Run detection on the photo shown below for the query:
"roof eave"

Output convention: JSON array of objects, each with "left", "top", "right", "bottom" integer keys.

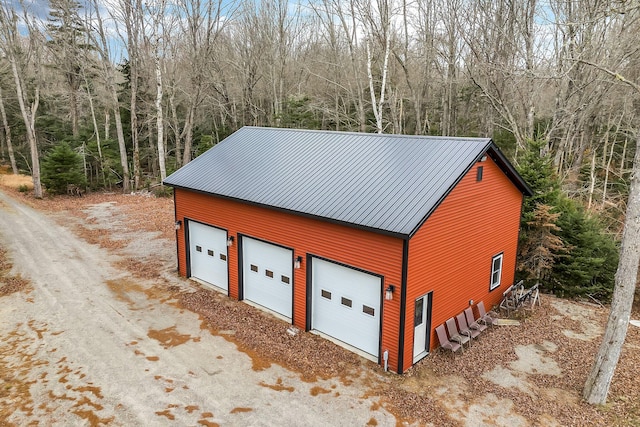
[
  {"left": 484, "top": 143, "right": 534, "bottom": 196},
  {"left": 166, "top": 184, "right": 410, "bottom": 240}
]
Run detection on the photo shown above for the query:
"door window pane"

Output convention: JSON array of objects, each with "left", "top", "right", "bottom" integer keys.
[{"left": 414, "top": 298, "right": 424, "bottom": 327}]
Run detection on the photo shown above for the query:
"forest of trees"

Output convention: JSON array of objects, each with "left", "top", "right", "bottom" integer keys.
[
  {"left": 0, "top": 0, "right": 637, "bottom": 197},
  {"left": 1, "top": 0, "right": 639, "bottom": 403}
]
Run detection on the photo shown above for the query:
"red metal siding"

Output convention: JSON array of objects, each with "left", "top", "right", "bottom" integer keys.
[
  {"left": 403, "top": 158, "right": 523, "bottom": 371},
  {"left": 174, "top": 189, "right": 404, "bottom": 372}
]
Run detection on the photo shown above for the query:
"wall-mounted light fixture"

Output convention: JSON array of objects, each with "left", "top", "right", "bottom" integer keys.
[
  {"left": 469, "top": 299, "right": 474, "bottom": 306},
  {"left": 226, "top": 236, "right": 235, "bottom": 247},
  {"left": 479, "top": 155, "right": 487, "bottom": 162},
  {"left": 294, "top": 256, "right": 303, "bottom": 269},
  {"left": 175, "top": 220, "right": 182, "bottom": 230},
  {"left": 385, "top": 284, "right": 395, "bottom": 301}
]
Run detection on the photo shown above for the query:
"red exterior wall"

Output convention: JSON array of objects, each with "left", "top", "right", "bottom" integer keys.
[
  {"left": 403, "top": 157, "right": 524, "bottom": 371},
  {"left": 173, "top": 189, "right": 405, "bottom": 372}
]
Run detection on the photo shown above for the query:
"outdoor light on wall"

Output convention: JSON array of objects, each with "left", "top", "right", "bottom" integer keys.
[
  {"left": 469, "top": 299, "right": 474, "bottom": 306},
  {"left": 479, "top": 155, "right": 487, "bottom": 162},
  {"left": 294, "top": 256, "right": 303, "bottom": 269},
  {"left": 226, "top": 236, "right": 235, "bottom": 247},
  {"left": 385, "top": 285, "right": 395, "bottom": 301},
  {"left": 175, "top": 220, "right": 182, "bottom": 230}
]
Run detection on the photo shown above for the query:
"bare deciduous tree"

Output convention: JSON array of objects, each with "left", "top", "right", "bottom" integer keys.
[
  {"left": 0, "top": 85, "right": 18, "bottom": 174},
  {"left": 0, "top": 1, "right": 43, "bottom": 197},
  {"left": 87, "top": 0, "right": 130, "bottom": 192}
]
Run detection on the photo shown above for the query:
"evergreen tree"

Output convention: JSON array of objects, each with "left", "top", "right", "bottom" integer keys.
[
  {"left": 518, "top": 204, "right": 566, "bottom": 281},
  {"left": 550, "top": 198, "right": 619, "bottom": 301},
  {"left": 516, "top": 139, "right": 562, "bottom": 283},
  {"left": 41, "top": 142, "right": 86, "bottom": 194},
  {"left": 516, "top": 139, "right": 619, "bottom": 301},
  {"left": 516, "top": 139, "right": 561, "bottom": 223}
]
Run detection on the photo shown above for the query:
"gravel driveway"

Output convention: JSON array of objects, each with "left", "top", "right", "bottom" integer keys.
[{"left": 0, "top": 189, "right": 397, "bottom": 426}]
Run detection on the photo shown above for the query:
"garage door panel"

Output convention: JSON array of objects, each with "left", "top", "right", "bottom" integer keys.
[
  {"left": 311, "top": 258, "right": 381, "bottom": 357},
  {"left": 242, "top": 237, "right": 293, "bottom": 319},
  {"left": 188, "top": 221, "right": 228, "bottom": 291}
]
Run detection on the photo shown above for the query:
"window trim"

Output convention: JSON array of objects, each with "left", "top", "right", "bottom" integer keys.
[{"left": 489, "top": 253, "right": 504, "bottom": 291}]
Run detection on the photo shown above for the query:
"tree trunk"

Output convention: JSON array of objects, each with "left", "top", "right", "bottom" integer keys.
[
  {"left": 130, "top": 76, "right": 140, "bottom": 190},
  {"left": 124, "top": 0, "right": 142, "bottom": 191},
  {"left": 366, "top": 36, "right": 389, "bottom": 134},
  {"left": 84, "top": 74, "right": 105, "bottom": 186},
  {"left": 112, "top": 99, "right": 130, "bottom": 192},
  {"left": 10, "top": 59, "right": 42, "bottom": 198},
  {"left": 70, "top": 85, "right": 79, "bottom": 138},
  {"left": 104, "top": 110, "right": 110, "bottom": 141},
  {"left": 0, "top": 86, "right": 18, "bottom": 174},
  {"left": 155, "top": 52, "right": 167, "bottom": 182},
  {"left": 583, "top": 131, "right": 640, "bottom": 404},
  {"left": 181, "top": 107, "right": 195, "bottom": 165},
  {"left": 168, "top": 90, "right": 182, "bottom": 167},
  {"left": 88, "top": 0, "right": 129, "bottom": 192},
  {"left": 587, "top": 149, "right": 596, "bottom": 210}
]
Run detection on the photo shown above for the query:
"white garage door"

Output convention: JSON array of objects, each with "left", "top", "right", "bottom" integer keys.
[
  {"left": 188, "top": 221, "right": 228, "bottom": 291},
  {"left": 311, "top": 258, "right": 381, "bottom": 358},
  {"left": 242, "top": 237, "right": 293, "bottom": 319}
]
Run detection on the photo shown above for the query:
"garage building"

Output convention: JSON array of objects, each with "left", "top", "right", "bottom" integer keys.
[{"left": 164, "top": 126, "right": 531, "bottom": 373}]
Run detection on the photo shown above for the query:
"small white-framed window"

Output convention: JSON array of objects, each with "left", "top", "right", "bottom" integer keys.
[{"left": 490, "top": 253, "right": 503, "bottom": 291}]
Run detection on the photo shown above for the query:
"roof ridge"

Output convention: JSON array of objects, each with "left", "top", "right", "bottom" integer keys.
[{"left": 241, "top": 126, "right": 492, "bottom": 142}]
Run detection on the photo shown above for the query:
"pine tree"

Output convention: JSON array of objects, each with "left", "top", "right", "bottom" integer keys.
[
  {"left": 518, "top": 204, "right": 566, "bottom": 281},
  {"left": 41, "top": 142, "right": 86, "bottom": 194},
  {"left": 551, "top": 198, "right": 619, "bottom": 301},
  {"left": 516, "top": 139, "right": 618, "bottom": 300},
  {"left": 516, "top": 139, "right": 561, "bottom": 223},
  {"left": 516, "top": 139, "right": 563, "bottom": 282}
]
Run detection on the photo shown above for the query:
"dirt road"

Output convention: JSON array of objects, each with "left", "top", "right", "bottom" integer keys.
[{"left": 0, "top": 189, "right": 397, "bottom": 426}]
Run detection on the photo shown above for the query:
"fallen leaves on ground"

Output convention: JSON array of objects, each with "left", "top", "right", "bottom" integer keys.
[{"left": 0, "top": 248, "right": 30, "bottom": 296}]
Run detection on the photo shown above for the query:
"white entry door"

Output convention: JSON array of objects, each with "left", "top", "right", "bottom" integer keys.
[
  {"left": 242, "top": 237, "right": 293, "bottom": 320},
  {"left": 413, "top": 293, "right": 431, "bottom": 362},
  {"left": 311, "top": 258, "right": 381, "bottom": 358},
  {"left": 188, "top": 221, "right": 228, "bottom": 291}
]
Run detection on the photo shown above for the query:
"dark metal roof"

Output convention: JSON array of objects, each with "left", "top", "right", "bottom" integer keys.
[{"left": 164, "top": 127, "right": 531, "bottom": 238}]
